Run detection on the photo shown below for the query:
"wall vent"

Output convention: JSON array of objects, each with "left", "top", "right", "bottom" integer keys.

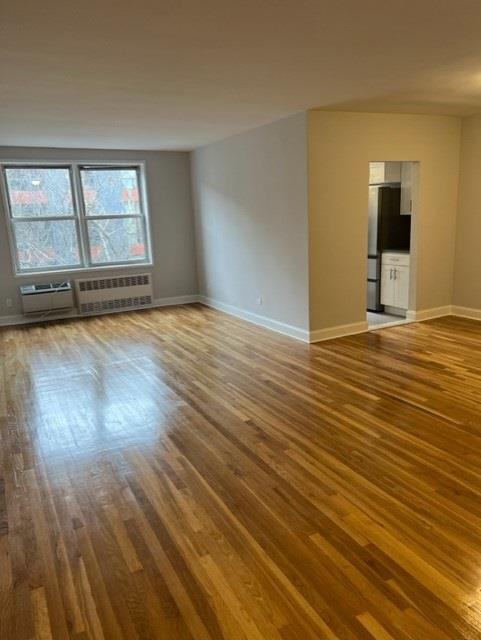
[
  {"left": 78, "top": 274, "right": 150, "bottom": 292},
  {"left": 75, "top": 273, "right": 153, "bottom": 315}
]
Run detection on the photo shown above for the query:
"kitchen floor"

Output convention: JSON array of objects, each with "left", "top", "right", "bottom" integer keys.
[{"left": 367, "top": 311, "right": 407, "bottom": 328}]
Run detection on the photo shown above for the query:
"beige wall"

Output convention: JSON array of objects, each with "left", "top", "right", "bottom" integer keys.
[
  {"left": 191, "top": 113, "right": 309, "bottom": 332},
  {"left": 453, "top": 114, "right": 481, "bottom": 311},
  {"left": 308, "top": 111, "right": 461, "bottom": 331},
  {"left": 0, "top": 147, "right": 198, "bottom": 317}
]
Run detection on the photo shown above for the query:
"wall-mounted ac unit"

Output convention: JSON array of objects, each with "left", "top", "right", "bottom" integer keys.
[
  {"left": 20, "top": 282, "right": 74, "bottom": 315},
  {"left": 75, "top": 273, "right": 153, "bottom": 315}
]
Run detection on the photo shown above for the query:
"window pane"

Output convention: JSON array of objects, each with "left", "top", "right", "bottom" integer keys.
[
  {"left": 80, "top": 168, "right": 141, "bottom": 216},
  {"left": 5, "top": 167, "right": 74, "bottom": 218},
  {"left": 87, "top": 218, "right": 147, "bottom": 264},
  {"left": 13, "top": 220, "right": 81, "bottom": 271}
]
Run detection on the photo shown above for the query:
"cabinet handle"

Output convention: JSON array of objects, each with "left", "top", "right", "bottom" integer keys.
[{"left": 394, "top": 268, "right": 397, "bottom": 280}]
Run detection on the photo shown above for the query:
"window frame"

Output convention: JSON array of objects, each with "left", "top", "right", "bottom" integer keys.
[{"left": 0, "top": 160, "right": 153, "bottom": 277}]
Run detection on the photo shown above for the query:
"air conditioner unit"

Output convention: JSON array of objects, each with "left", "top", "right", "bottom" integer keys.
[
  {"left": 20, "top": 282, "right": 74, "bottom": 315},
  {"left": 75, "top": 273, "right": 153, "bottom": 315}
]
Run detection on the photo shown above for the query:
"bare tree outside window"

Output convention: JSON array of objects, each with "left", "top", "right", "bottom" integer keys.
[
  {"left": 14, "top": 220, "right": 80, "bottom": 270},
  {"left": 4, "top": 167, "right": 81, "bottom": 271},
  {"left": 80, "top": 168, "right": 147, "bottom": 264},
  {"left": 2, "top": 163, "right": 151, "bottom": 274}
]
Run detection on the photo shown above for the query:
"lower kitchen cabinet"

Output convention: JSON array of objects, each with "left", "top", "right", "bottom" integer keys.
[{"left": 381, "top": 253, "right": 410, "bottom": 310}]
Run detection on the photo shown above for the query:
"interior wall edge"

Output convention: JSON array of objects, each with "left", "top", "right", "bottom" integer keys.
[{"left": 451, "top": 113, "right": 481, "bottom": 311}]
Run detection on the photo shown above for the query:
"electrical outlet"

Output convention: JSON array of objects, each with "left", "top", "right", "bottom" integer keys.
[
  {"left": 256, "top": 295, "right": 263, "bottom": 306},
  {"left": 5, "top": 298, "right": 12, "bottom": 308}
]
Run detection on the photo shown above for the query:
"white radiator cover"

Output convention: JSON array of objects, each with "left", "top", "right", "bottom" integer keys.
[{"left": 75, "top": 273, "right": 153, "bottom": 315}]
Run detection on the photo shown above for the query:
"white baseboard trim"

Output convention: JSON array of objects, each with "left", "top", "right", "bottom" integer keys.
[
  {"left": 152, "top": 295, "right": 199, "bottom": 308},
  {"left": 0, "top": 309, "right": 79, "bottom": 327},
  {"left": 198, "top": 295, "right": 310, "bottom": 342},
  {"left": 0, "top": 295, "right": 200, "bottom": 328},
  {"left": 309, "top": 321, "right": 368, "bottom": 343},
  {"left": 451, "top": 305, "right": 481, "bottom": 321},
  {"left": 3, "top": 296, "right": 477, "bottom": 340},
  {"left": 406, "top": 306, "right": 452, "bottom": 322}
]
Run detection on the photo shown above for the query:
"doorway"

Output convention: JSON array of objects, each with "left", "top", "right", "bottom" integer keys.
[{"left": 366, "top": 161, "right": 418, "bottom": 330}]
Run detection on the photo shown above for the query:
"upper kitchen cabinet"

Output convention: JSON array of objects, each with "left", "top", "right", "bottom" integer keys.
[
  {"left": 400, "top": 162, "right": 415, "bottom": 215},
  {"left": 369, "top": 161, "right": 401, "bottom": 184}
]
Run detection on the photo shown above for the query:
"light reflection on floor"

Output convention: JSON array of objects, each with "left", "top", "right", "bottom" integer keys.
[{"left": 19, "top": 341, "right": 181, "bottom": 462}]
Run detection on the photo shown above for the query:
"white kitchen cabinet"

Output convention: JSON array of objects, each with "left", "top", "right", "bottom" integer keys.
[
  {"left": 381, "top": 253, "right": 410, "bottom": 310},
  {"left": 394, "top": 265, "right": 410, "bottom": 309},
  {"left": 381, "top": 265, "right": 396, "bottom": 306},
  {"left": 400, "top": 162, "right": 414, "bottom": 215}
]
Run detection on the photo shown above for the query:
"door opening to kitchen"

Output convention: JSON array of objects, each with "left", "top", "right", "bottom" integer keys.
[{"left": 366, "top": 161, "right": 418, "bottom": 329}]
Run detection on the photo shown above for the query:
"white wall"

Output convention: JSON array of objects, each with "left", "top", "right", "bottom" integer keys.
[
  {"left": 191, "top": 113, "right": 309, "bottom": 334},
  {"left": 0, "top": 147, "right": 198, "bottom": 317},
  {"left": 308, "top": 111, "right": 461, "bottom": 332}
]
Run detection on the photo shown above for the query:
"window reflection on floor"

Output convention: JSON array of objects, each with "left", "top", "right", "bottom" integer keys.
[{"left": 20, "top": 341, "right": 178, "bottom": 462}]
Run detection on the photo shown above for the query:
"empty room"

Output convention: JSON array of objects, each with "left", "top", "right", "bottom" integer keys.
[{"left": 2, "top": 2, "right": 481, "bottom": 639}]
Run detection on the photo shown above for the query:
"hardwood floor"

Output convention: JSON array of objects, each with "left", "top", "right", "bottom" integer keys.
[{"left": 1, "top": 304, "right": 481, "bottom": 639}]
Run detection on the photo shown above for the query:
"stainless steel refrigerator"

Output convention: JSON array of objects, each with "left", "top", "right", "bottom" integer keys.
[{"left": 367, "top": 184, "right": 410, "bottom": 312}]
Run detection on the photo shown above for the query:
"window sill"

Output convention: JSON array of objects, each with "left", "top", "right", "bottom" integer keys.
[{"left": 14, "top": 262, "right": 154, "bottom": 279}]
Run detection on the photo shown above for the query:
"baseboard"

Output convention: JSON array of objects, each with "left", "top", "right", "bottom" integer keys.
[
  {"left": 309, "top": 321, "right": 368, "bottom": 343},
  {"left": 451, "top": 305, "right": 481, "bottom": 321},
  {"left": 2, "top": 296, "right": 475, "bottom": 338},
  {"left": 406, "top": 306, "right": 452, "bottom": 322},
  {"left": 0, "top": 295, "right": 200, "bottom": 328},
  {"left": 198, "top": 295, "right": 310, "bottom": 342},
  {"left": 152, "top": 295, "right": 199, "bottom": 308},
  {"left": 0, "top": 309, "right": 79, "bottom": 327}
]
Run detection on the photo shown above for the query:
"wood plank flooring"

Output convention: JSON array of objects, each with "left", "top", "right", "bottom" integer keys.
[{"left": 1, "top": 304, "right": 481, "bottom": 639}]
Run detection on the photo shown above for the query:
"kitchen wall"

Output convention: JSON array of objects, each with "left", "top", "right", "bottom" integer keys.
[
  {"left": 191, "top": 113, "right": 310, "bottom": 336},
  {"left": 453, "top": 114, "right": 481, "bottom": 313},
  {"left": 308, "top": 111, "right": 461, "bottom": 333},
  {"left": 0, "top": 147, "right": 198, "bottom": 318}
]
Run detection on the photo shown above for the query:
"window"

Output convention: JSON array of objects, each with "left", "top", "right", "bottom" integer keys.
[{"left": 1, "top": 163, "right": 152, "bottom": 274}]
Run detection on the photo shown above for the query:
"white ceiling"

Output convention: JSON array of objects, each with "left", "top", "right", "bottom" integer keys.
[{"left": 3, "top": 0, "right": 481, "bottom": 150}]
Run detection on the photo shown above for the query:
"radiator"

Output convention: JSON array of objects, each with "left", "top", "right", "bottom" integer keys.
[{"left": 75, "top": 273, "right": 153, "bottom": 315}]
